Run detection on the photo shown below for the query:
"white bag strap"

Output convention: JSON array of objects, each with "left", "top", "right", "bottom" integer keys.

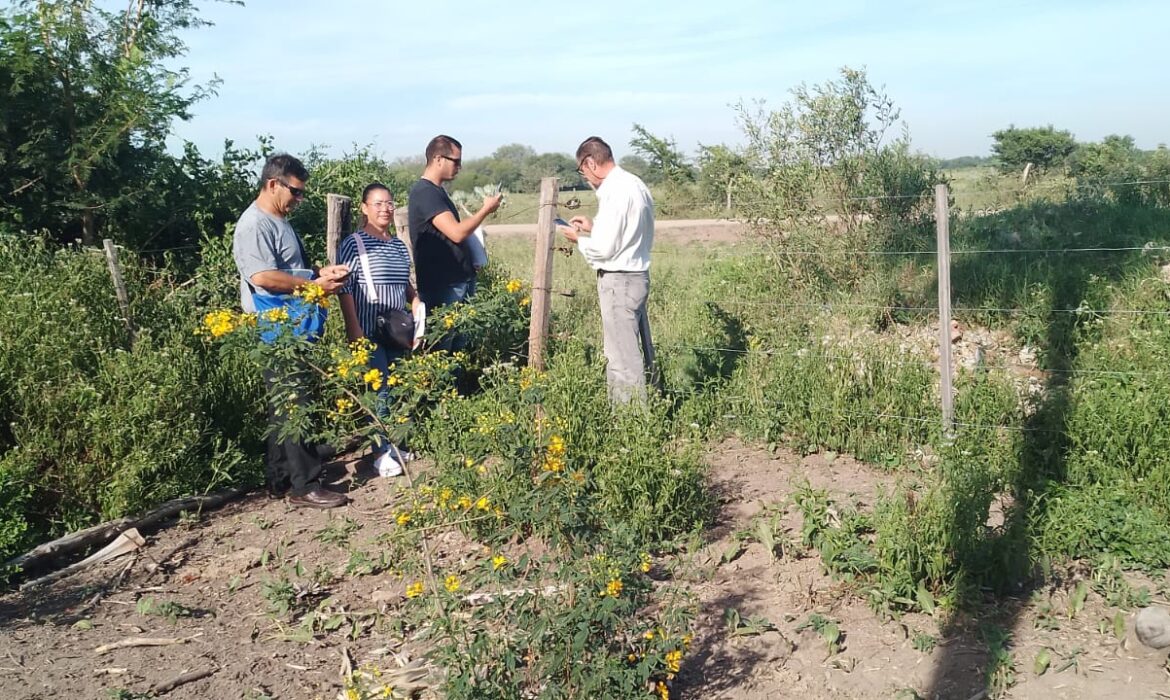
[{"left": 350, "top": 233, "right": 379, "bottom": 303}]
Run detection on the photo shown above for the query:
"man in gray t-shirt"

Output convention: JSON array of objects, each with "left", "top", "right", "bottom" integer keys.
[{"left": 232, "top": 153, "right": 351, "bottom": 509}]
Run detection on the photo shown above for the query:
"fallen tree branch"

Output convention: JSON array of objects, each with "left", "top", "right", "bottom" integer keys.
[
  {"left": 20, "top": 530, "right": 143, "bottom": 591},
  {"left": 151, "top": 667, "right": 216, "bottom": 695},
  {"left": 6, "top": 487, "right": 247, "bottom": 577},
  {"left": 93, "top": 635, "right": 197, "bottom": 655},
  {"left": 462, "top": 584, "right": 568, "bottom": 606}
]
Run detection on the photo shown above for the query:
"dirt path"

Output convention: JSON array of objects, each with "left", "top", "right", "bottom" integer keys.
[
  {"left": 488, "top": 218, "right": 746, "bottom": 244},
  {"left": 1, "top": 442, "right": 1166, "bottom": 699}
]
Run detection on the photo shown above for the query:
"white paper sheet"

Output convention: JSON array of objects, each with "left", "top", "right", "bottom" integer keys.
[{"left": 412, "top": 301, "right": 426, "bottom": 349}]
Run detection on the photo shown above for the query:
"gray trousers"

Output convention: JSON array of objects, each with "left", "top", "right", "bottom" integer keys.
[{"left": 596, "top": 270, "right": 656, "bottom": 403}]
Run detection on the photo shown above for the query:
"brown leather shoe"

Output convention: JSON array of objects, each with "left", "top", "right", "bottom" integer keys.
[{"left": 287, "top": 488, "right": 348, "bottom": 509}]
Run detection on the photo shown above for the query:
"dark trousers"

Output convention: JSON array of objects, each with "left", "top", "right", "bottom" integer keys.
[{"left": 262, "top": 367, "right": 324, "bottom": 496}]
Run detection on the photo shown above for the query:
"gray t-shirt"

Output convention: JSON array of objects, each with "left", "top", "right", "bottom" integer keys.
[{"left": 232, "top": 202, "right": 309, "bottom": 312}]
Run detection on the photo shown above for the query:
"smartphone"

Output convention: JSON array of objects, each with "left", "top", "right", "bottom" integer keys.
[{"left": 554, "top": 217, "right": 572, "bottom": 228}]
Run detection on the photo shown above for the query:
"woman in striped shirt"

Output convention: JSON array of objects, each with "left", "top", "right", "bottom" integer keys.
[{"left": 339, "top": 182, "right": 419, "bottom": 477}]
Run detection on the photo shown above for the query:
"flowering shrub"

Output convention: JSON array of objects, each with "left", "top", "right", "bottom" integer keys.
[{"left": 0, "top": 234, "right": 264, "bottom": 570}]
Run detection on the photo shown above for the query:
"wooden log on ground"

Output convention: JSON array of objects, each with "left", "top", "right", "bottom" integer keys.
[{"left": 5, "top": 487, "right": 247, "bottom": 577}]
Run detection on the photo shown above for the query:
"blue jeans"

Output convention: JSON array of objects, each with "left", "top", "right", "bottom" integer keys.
[
  {"left": 420, "top": 279, "right": 475, "bottom": 352},
  {"left": 368, "top": 342, "right": 406, "bottom": 454},
  {"left": 419, "top": 279, "right": 472, "bottom": 307}
]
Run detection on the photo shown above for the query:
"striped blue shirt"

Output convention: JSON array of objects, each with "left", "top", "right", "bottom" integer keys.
[{"left": 339, "top": 231, "right": 412, "bottom": 340}]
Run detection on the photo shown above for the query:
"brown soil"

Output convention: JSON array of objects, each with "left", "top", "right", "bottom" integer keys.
[{"left": 1, "top": 443, "right": 1167, "bottom": 699}]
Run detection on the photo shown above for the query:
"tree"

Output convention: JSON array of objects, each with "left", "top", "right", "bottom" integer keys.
[
  {"left": 0, "top": 0, "right": 217, "bottom": 245},
  {"left": 734, "top": 66, "right": 928, "bottom": 231},
  {"left": 618, "top": 155, "right": 650, "bottom": 181},
  {"left": 696, "top": 143, "right": 747, "bottom": 210},
  {"left": 517, "top": 152, "right": 576, "bottom": 192},
  {"left": 990, "top": 125, "right": 1076, "bottom": 175},
  {"left": 1069, "top": 135, "right": 1170, "bottom": 207},
  {"left": 629, "top": 124, "right": 694, "bottom": 185}
]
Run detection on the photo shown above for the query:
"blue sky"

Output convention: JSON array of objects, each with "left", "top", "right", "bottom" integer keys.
[{"left": 173, "top": 0, "right": 1168, "bottom": 161}]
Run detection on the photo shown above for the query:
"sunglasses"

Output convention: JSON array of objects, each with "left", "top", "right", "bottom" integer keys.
[
  {"left": 275, "top": 179, "right": 306, "bottom": 198},
  {"left": 439, "top": 154, "right": 462, "bottom": 167}
]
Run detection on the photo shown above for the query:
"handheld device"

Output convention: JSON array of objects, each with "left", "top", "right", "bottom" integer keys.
[{"left": 554, "top": 217, "right": 572, "bottom": 229}]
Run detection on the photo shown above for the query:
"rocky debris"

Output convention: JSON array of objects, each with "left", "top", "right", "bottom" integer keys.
[{"left": 1135, "top": 606, "right": 1170, "bottom": 649}]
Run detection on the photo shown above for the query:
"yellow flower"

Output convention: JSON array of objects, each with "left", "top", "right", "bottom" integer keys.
[
  {"left": 444, "top": 575, "right": 461, "bottom": 593},
  {"left": 505, "top": 278, "right": 523, "bottom": 294},
  {"left": 604, "top": 578, "right": 623, "bottom": 598},
  {"left": 200, "top": 309, "right": 238, "bottom": 338},
  {"left": 491, "top": 554, "right": 507, "bottom": 570},
  {"left": 475, "top": 496, "right": 491, "bottom": 511},
  {"left": 396, "top": 415, "right": 408, "bottom": 424},
  {"left": 542, "top": 456, "right": 564, "bottom": 473},
  {"left": 547, "top": 435, "right": 566, "bottom": 457},
  {"left": 294, "top": 283, "right": 326, "bottom": 305},
  {"left": 260, "top": 306, "right": 290, "bottom": 323},
  {"left": 519, "top": 296, "right": 530, "bottom": 307},
  {"left": 627, "top": 653, "right": 638, "bottom": 663},
  {"left": 682, "top": 634, "right": 693, "bottom": 649},
  {"left": 665, "top": 649, "right": 683, "bottom": 674},
  {"left": 363, "top": 368, "right": 383, "bottom": 390},
  {"left": 345, "top": 686, "right": 361, "bottom": 700},
  {"left": 439, "top": 488, "right": 453, "bottom": 506},
  {"left": 395, "top": 511, "right": 412, "bottom": 526},
  {"left": 640, "top": 553, "right": 652, "bottom": 573},
  {"left": 405, "top": 581, "right": 424, "bottom": 599},
  {"left": 335, "top": 398, "right": 355, "bottom": 413},
  {"left": 457, "top": 495, "right": 473, "bottom": 510},
  {"left": 386, "top": 374, "right": 401, "bottom": 387},
  {"left": 643, "top": 630, "right": 655, "bottom": 640},
  {"left": 656, "top": 681, "right": 670, "bottom": 700},
  {"left": 443, "top": 314, "right": 455, "bottom": 329}
]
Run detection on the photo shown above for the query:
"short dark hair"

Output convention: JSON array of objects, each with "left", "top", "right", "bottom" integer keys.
[
  {"left": 362, "top": 182, "right": 391, "bottom": 203},
  {"left": 259, "top": 153, "right": 309, "bottom": 190},
  {"left": 575, "top": 137, "right": 613, "bottom": 166},
  {"left": 425, "top": 135, "right": 462, "bottom": 163}
]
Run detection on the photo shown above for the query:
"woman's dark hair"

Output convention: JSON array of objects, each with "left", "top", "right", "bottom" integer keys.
[{"left": 362, "top": 182, "right": 390, "bottom": 203}]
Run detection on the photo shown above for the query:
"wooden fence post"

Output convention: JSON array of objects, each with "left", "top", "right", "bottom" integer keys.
[
  {"left": 393, "top": 205, "right": 417, "bottom": 288},
  {"left": 326, "top": 194, "right": 351, "bottom": 265},
  {"left": 935, "top": 184, "right": 955, "bottom": 436},
  {"left": 528, "top": 177, "right": 559, "bottom": 371},
  {"left": 102, "top": 238, "right": 134, "bottom": 346}
]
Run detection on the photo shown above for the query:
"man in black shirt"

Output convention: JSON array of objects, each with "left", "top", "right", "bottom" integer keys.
[{"left": 408, "top": 135, "right": 502, "bottom": 308}]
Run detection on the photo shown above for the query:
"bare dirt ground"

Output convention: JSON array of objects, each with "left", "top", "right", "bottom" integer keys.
[{"left": 1, "top": 440, "right": 1167, "bottom": 699}]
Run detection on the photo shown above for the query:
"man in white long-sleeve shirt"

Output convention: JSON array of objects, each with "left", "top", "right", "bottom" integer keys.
[{"left": 559, "top": 136, "right": 657, "bottom": 402}]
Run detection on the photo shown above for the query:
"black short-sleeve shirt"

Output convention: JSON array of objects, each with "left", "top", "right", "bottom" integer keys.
[{"left": 408, "top": 179, "right": 473, "bottom": 293}]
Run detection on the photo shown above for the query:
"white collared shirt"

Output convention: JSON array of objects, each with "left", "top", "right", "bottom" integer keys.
[{"left": 577, "top": 165, "right": 654, "bottom": 272}]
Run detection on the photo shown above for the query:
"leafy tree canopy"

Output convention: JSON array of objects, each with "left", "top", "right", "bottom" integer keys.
[{"left": 990, "top": 125, "right": 1076, "bottom": 174}]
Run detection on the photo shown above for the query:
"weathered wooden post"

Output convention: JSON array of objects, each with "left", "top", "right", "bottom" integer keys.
[
  {"left": 528, "top": 177, "right": 559, "bottom": 371},
  {"left": 393, "top": 205, "right": 417, "bottom": 287},
  {"left": 102, "top": 238, "right": 134, "bottom": 347},
  {"left": 326, "top": 194, "right": 351, "bottom": 265},
  {"left": 935, "top": 184, "right": 955, "bottom": 436}
]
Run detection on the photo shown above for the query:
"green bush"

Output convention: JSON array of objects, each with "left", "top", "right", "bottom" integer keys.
[{"left": 0, "top": 233, "right": 264, "bottom": 566}]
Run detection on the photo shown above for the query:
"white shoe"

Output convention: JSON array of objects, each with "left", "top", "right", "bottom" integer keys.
[{"left": 374, "top": 452, "right": 404, "bottom": 478}]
